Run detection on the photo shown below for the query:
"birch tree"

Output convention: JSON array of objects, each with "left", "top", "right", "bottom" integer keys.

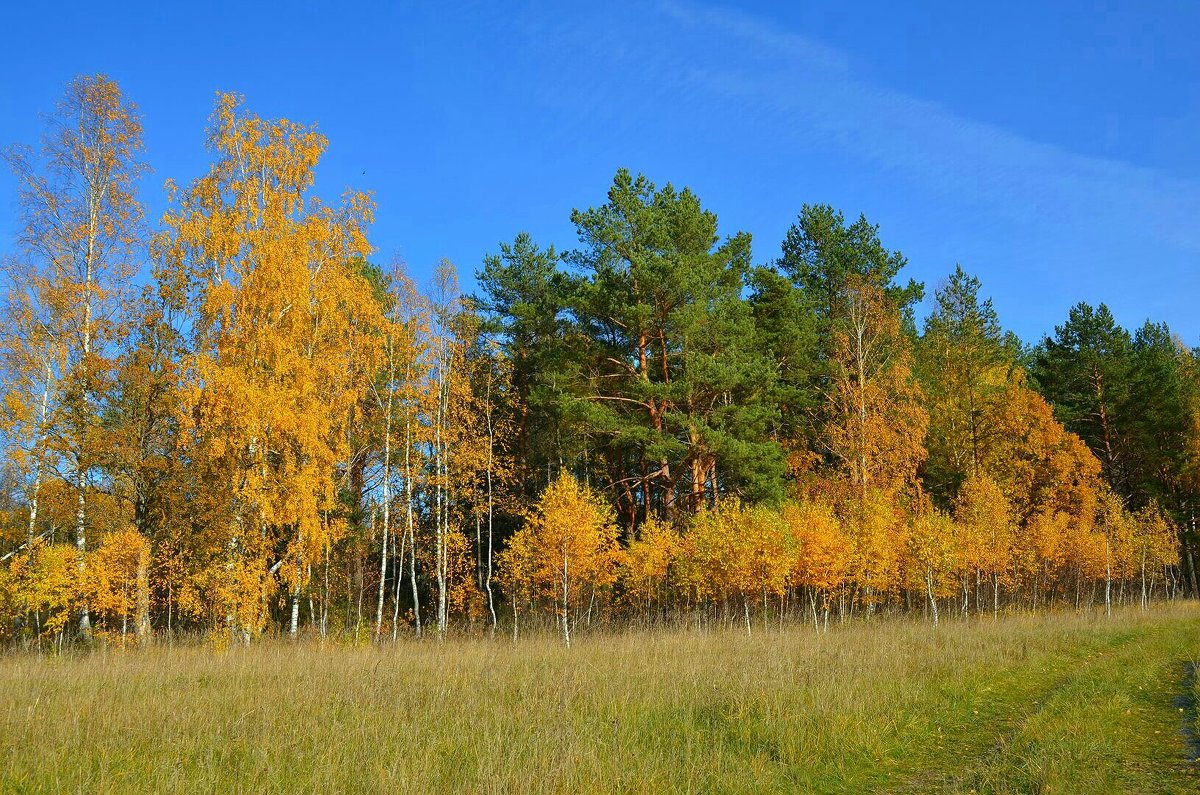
[
  {"left": 159, "top": 93, "right": 383, "bottom": 641},
  {"left": 510, "top": 471, "right": 621, "bottom": 647},
  {"left": 823, "top": 279, "right": 927, "bottom": 495},
  {"left": 371, "top": 263, "right": 430, "bottom": 638},
  {"left": 4, "top": 75, "right": 147, "bottom": 636}
]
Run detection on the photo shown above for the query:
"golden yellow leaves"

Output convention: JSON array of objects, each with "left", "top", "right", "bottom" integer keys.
[
  {"left": 677, "top": 501, "right": 794, "bottom": 606},
  {"left": 7, "top": 528, "right": 149, "bottom": 643},
  {"left": 9, "top": 541, "right": 80, "bottom": 636},
  {"left": 620, "top": 518, "right": 679, "bottom": 616},
  {"left": 83, "top": 528, "right": 149, "bottom": 641},
  {"left": 824, "top": 279, "right": 927, "bottom": 494},
  {"left": 159, "top": 93, "right": 386, "bottom": 628},
  {"left": 492, "top": 469, "right": 1181, "bottom": 633},
  {"left": 499, "top": 472, "right": 622, "bottom": 625},
  {"left": 785, "top": 501, "right": 853, "bottom": 596},
  {"left": 955, "top": 475, "right": 1015, "bottom": 588}
]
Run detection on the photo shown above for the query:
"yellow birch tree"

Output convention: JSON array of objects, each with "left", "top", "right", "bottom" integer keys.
[
  {"left": 159, "top": 93, "right": 383, "bottom": 641},
  {"left": 4, "top": 75, "right": 147, "bottom": 636}
]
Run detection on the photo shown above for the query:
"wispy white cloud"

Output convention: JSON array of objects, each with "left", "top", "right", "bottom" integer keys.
[
  {"left": 655, "top": 1, "right": 1200, "bottom": 254},
  {"left": 505, "top": 0, "right": 1199, "bottom": 337}
]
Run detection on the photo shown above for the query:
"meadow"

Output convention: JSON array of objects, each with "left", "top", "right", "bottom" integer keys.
[{"left": 1, "top": 606, "right": 1198, "bottom": 793}]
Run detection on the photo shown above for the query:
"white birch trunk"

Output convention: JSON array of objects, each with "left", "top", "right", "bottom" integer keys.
[
  {"left": 485, "top": 370, "right": 497, "bottom": 635},
  {"left": 404, "top": 365, "right": 421, "bottom": 638},
  {"left": 75, "top": 177, "right": 99, "bottom": 638},
  {"left": 1141, "top": 550, "right": 1148, "bottom": 611},
  {"left": 75, "top": 471, "right": 90, "bottom": 635},
  {"left": 392, "top": 520, "right": 406, "bottom": 642},
  {"left": 434, "top": 347, "right": 452, "bottom": 638},
  {"left": 1105, "top": 537, "right": 1112, "bottom": 617},
  {"left": 289, "top": 587, "right": 300, "bottom": 637},
  {"left": 926, "top": 566, "right": 939, "bottom": 627},
  {"left": 375, "top": 341, "right": 394, "bottom": 637},
  {"left": 561, "top": 546, "right": 571, "bottom": 649},
  {"left": 26, "top": 361, "right": 52, "bottom": 555}
]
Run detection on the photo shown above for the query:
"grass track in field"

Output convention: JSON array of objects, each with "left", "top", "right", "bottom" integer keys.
[{"left": 1, "top": 606, "right": 1198, "bottom": 793}]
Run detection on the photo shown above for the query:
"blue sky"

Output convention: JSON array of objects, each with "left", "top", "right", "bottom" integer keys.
[{"left": 1, "top": 1, "right": 1196, "bottom": 344}]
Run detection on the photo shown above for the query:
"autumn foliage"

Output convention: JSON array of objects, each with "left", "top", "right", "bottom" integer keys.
[{"left": 0, "top": 75, "right": 1194, "bottom": 648}]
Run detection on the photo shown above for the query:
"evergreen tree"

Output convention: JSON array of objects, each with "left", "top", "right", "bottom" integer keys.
[
  {"left": 779, "top": 204, "right": 923, "bottom": 329},
  {"left": 565, "top": 169, "right": 783, "bottom": 524},
  {"left": 1123, "top": 322, "right": 1200, "bottom": 513},
  {"left": 475, "top": 233, "right": 575, "bottom": 498},
  {"left": 1032, "top": 303, "right": 1133, "bottom": 496},
  {"left": 748, "top": 266, "right": 820, "bottom": 478}
]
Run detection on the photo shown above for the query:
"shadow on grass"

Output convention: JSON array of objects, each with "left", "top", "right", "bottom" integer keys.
[{"left": 1172, "top": 660, "right": 1200, "bottom": 768}]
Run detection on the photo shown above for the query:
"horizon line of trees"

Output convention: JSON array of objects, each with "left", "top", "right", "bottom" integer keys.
[{"left": 0, "top": 75, "right": 1196, "bottom": 648}]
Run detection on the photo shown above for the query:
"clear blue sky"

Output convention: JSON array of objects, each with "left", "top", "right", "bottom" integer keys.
[{"left": 1, "top": 1, "right": 1197, "bottom": 344}]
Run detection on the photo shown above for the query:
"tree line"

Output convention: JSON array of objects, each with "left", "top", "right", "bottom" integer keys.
[{"left": 0, "top": 76, "right": 1194, "bottom": 648}]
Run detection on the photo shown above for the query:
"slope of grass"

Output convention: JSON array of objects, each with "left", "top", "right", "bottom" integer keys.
[{"left": 1, "top": 606, "right": 1197, "bottom": 793}]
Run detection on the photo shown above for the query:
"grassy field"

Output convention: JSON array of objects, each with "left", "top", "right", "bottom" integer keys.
[{"left": 1, "top": 607, "right": 1198, "bottom": 793}]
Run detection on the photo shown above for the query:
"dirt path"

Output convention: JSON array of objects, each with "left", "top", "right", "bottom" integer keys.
[
  {"left": 886, "top": 661, "right": 1098, "bottom": 791},
  {"left": 884, "top": 627, "right": 1200, "bottom": 794},
  {"left": 885, "top": 632, "right": 1136, "bottom": 794}
]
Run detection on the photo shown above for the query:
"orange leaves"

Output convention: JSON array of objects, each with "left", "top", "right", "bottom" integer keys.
[
  {"left": 986, "top": 383, "right": 1102, "bottom": 523},
  {"left": 494, "top": 523, "right": 536, "bottom": 616},
  {"left": 905, "top": 510, "right": 958, "bottom": 598},
  {"left": 843, "top": 488, "right": 906, "bottom": 601},
  {"left": 785, "top": 501, "right": 853, "bottom": 596},
  {"left": 500, "top": 472, "right": 622, "bottom": 626},
  {"left": 4, "top": 75, "right": 149, "bottom": 640},
  {"left": 823, "top": 279, "right": 927, "bottom": 494},
  {"left": 954, "top": 475, "right": 1015, "bottom": 585},
  {"left": 682, "top": 501, "right": 828, "bottom": 607},
  {"left": 2, "top": 78, "right": 1193, "bottom": 644},
  {"left": 442, "top": 530, "right": 484, "bottom": 623},
  {"left": 159, "top": 94, "right": 386, "bottom": 631},
  {"left": 675, "top": 505, "right": 737, "bottom": 603},
  {"left": 80, "top": 528, "right": 148, "bottom": 641},
  {"left": 1134, "top": 504, "right": 1179, "bottom": 574},
  {"left": 1019, "top": 511, "right": 1072, "bottom": 584},
  {"left": 619, "top": 518, "right": 680, "bottom": 614},
  {"left": 534, "top": 472, "right": 622, "bottom": 601}
]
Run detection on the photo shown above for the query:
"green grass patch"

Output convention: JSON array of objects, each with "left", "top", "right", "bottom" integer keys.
[{"left": 0, "top": 606, "right": 1197, "bottom": 793}]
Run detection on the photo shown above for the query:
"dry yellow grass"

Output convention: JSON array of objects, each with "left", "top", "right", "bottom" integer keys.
[{"left": 1, "top": 606, "right": 1198, "bottom": 793}]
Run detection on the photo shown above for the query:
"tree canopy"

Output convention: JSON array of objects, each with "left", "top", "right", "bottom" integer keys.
[{"left": 0, "top": 77, "right": 1195, "bottom": 646}]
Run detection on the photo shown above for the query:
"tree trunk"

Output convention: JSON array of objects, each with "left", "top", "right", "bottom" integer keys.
[
  {"left": 26, "top": 362, "right": 52, "bottom": 559},
  {"left": 1140, "top": 551, "right": 1148, "bottom": 610},
  {"left": 1105, "top": 537, "right": 1112, "bottom": 617},
  {"left": 403, "top": 361, "right": 421, "bottom": 638},
  {"left": 392, "top": 523, "right": 406, "bottom": 642},
  {"left": 289, "top": 587, "right": 300, "bottom": 637},
  {"left": 927, "top": 566, "right": 939, "bottom": 627},
  {"left": 75, "top": 470, "right": 90, "bottom": 636},
  {"left": 561, "top": 548, "right": 571, "bottom": 649},
  {"left": 321, "top": 546, "right": 330, "bottom": 638},
  {"left": 485, "top": 372, "right": 497, "bottom": 636},
  {"left": 434, "top": 350, "right": 451, "bottom": 639},
  {"left": 135, "top": 544, "right": 150, "bottom": 643},
  {"left": 375, "top": 356, "right": 394, "bottom": 637}
]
